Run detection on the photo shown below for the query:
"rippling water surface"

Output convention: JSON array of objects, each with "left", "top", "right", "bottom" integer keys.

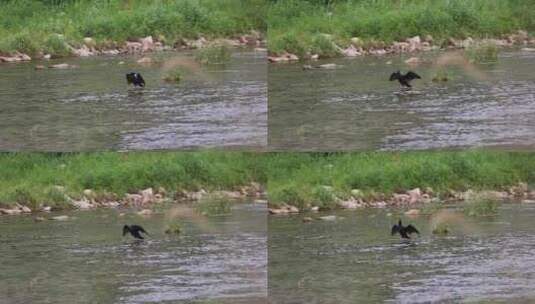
[
  {"left": 269, "top": 203, "right": 535, "bottom": 303},
  {"left": 0, "top": 50, "right": 266, "bottom": 151},
  {"left": 0, "top": 203, "right": 266, "bottom": 303},
  {"left": 269, "top": 49, "right": 535, "bottom": 151}
]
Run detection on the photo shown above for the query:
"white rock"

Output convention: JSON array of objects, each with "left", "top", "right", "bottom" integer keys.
[
  {"left": 72, "top": 198, "right": 93, "bottom": 210},
  {"left": 405, "top": 209, "right": 421, "bottom": 216},
  {"left": 407, "top": 188, "right": 422, "bottom": 204},
  {"left": 405, "top": 57, "right": 420, "bottom": 65},
  {"left": 0, "top": 208, "right": 22, "bottom": 215},
  {"left": 140, "top": 188, "right": 154, "bottom": 204},
  {"left": 137, "top": 209, "right": 153, "bottom": 216},
  {"left": 137, "top": 57, "right": 152, "bottom": 64},
  {"left": 21, "top": 206, "right": 32, "bottom": 213},
  {"left": 51, "top": 215, "right": 69, "bottom": 221},
  {"left": 140, "top": 36, "right": 154, "bottom": 52},
  {"left": 319, "top": 215, "right": 337, "bottom": 221}
]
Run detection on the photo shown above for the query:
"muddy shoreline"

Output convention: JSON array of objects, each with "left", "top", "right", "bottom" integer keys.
[
  {"left": 268, "top": 30, "right": 535, "bottom": 63},
  {"left": 269, "top": 183, "right": 535, "bottom": 215},
  {"left": 0, "top": 31, "right": 266, "bottom": 64},
  {"left": 0, "top": 182, "right": 267, "bottom": 218}
]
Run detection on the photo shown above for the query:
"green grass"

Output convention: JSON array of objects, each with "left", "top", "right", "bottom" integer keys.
[
  {"left": 1, "top": 151, "right": 533, "bottom": 211},
  {"left": 0, "top": 0, "right": 267, "bottom": 56},
  {"left": 267, "top": 151, "right": 535, "bottom": 208},
  {"left": 0, "top": 151, "right": 266, "bottom": 209},
  {"left": 268, "top": 0, "right": 535, "bottom": 57}
]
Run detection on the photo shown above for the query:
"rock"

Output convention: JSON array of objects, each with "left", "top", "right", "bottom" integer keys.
[
  {"left": 386, "top": 212, "right": 392, "bottom": 217},
  {"left": 310, "top": 54, "right": 319, "bottom": 60},
  {"left": 268, "top": 52, "right": 299, "bottom": 63},
  {"left": 102, "top": 201, "right": 120, "bottom": 208},
  {"left": 126, "top": 41, "right": 143, "bottom": 53},
  {"left": 34, "top": 216, "right": 45, "bottom": 222},
  {"left": 254, "top": 199, "right": 268, "bottom": 204},
  {"left": 337, "top": 198, "right": 362, "bottom": 209},
  {"left": 405, "top": 57, "right": 420, "bottom": 65},
  {"left": 342, "top": 45, "right": 361, "bottom": 57},
  {"left": 51, "top": 215, "right": 69, "bottom": 221},
  {"left": 319, "top": 215, "right": 337, "bottom": 221},
  {"left": 393, "top": 193, "right": 410, "bottom": 204},
  {"left": 189, "top": 37, "right": 207, "bottom": 49},
  {"left": 41, "top": 206, "right": 52, "bottom": 212},
  {"left": 49, "top": 63, "right": 77, "bottom": 69},
  {"left": 392, "top": 41, "right": 410, "bottom": 53},
  {"left": 72, "top": 198, "right": 93, "bottom": 210},
  {"left": 318, "top": 63, "right": 340, "bottom": 69},
  {"left": 350, "top": 37, "right": 363, "bottom": 47},
  {"left": 423, "top": 34, "right": 433, "bottom": 43},
  {"left": 460, "top": 37, "right": 474, "bottom": 48},
  {"left": 522, "top": 47, "right": 535, "bottom": 52},
  {"left": 140, "top": 188, "right": 154, "bottom": 204},
  {"left": 83, "top": 37, "right": 96, "bottom": 48},
  {"left": 404, "top": 209, "right": 421, "bottom": 216},
  {"left": 137, "top": 57, "right": 152, "bottom": 64},
  {"left": 73, "top": 45, "right": 93, "bottom": 57},
  {"left": 125, "top": 193, "right": 143, "bottom": 205},
  {"left": 118, "top": 213, "right": 125, "bottom": 217},
  {"left": 351, "top": 189, "right": 364, "bottom": 199},
  {"left": 102, "top": 49, "right": 120, "bottom": 55},
  {"left": 287, "top": 205, "right": 299, "bottom": 213},
  {"left": 302, "top": 217, "right": 313, "bottom": 223},
  {"left": 269, "top": 208, "right": 287, "bottom": 215},
  {"left": 375, "top": 201, "right": 387, "bottom": 208},
  {"left": 214, "top": 190, "right": 243, "bottom": 200},
  {"left": 310, "top": 206, "right": 320, "bottom": 212},
  {"left": 118, "top": 61, "right": 125, "bottom": 65},
  {"left": 137, "top": 209, "right": 153, "bottom": 216},
  {"left": 43, "top": 54, "right": 52, "bottom": 60},
  {"left": 21, "top": 206, "right": 32, "bottom": 213},
  {"left": 406, "top": 36, "right": 421, "bottom": 51},
  {"left": 522, "top": 199, "right": 535, "bottom": 204},
  {"left": 34, "top": 65, "right": 45, "bottom": 70},
  {"left": 407, "top": 188, "right": 422, "bottom": 204},
  {"left": 83, "top": 189, "right": 96, "bottom": 199},
  {"left": 0, "top": 208, "right": 22, "bottom": 215},
  {"left": 386, "top": 60, "right": 392, "bottom": 65},
  {"left": 140, "top": 36, "right": 154, "bottom": 52}
]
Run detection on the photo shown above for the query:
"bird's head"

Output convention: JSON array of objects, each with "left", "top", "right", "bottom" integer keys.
[{"left": 122, "top": 225, "right": 130, "bottom": 236}]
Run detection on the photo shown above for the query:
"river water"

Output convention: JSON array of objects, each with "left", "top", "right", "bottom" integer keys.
[
  {"left": 0, "top": 50, "right": 266, "bottom": 151},
  {"left": 269, "top": 203, "right": 535, "bottom": 303},
  {"left": 269, "top": 49, "right": 535, "bottom": 151},
  {"left": 0, "top": 203, "right": 266, "bottom": 304}
]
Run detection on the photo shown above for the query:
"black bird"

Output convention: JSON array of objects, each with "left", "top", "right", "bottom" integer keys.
[
  {"left": 126, "top": 72, "right": 145, "bottom": 87},
  {"left": 391, "top": 219, "right": 419, "bottom": 239},
  {"left": 389, "top": 70, "right": 421, "bottom": 88},
  {"left": 123, "top": 225, "right": 149, "bottom": 239}
]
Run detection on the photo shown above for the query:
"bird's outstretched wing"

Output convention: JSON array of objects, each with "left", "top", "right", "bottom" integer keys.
[
  {"left": 405, "top": 71, "right": 421, "bottom": 80},
  {"left": 136, "top": 73, "right": 146, "bottom": 87},
  {"left": 391, "top": 224, "right": 400, "bottom": 235},
  {"left": 126, "top": 73, "right": 134, "bottom": 84},
  {"left": 405, "top": 224, "right": 420, "bottom": 235},
  {"left": 137, "top": 225, "right": 149, "bottom": 235},
  {"left": 389, "top": 72, "right": 398, "bottom": 81}
]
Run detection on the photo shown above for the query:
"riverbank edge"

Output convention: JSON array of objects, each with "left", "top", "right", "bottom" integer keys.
[
  {"left": 0, "top": 182, "right": 267, "bottom": 217},
  {"left": 0, "top": 31, "right": 266, "bottom": 64},
  {"left": 268, "top": 182, "right": 535, "bottom": 215},
  {"left": 268, "top": 30, "right": 535, "bottom": 63}
]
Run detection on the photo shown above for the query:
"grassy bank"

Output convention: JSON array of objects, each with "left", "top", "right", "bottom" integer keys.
[
  {"left": 268, "top": 0, "right": 535, "bottom": 57},
  {"left": 0, "top": 0, "right": 267, "bottom": 56},
  {"left": 267, "top": 151, "right": 535, "bottom": 209},
  {"left": 0, "top": 151, "right": 267, "bottom": 209}
]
